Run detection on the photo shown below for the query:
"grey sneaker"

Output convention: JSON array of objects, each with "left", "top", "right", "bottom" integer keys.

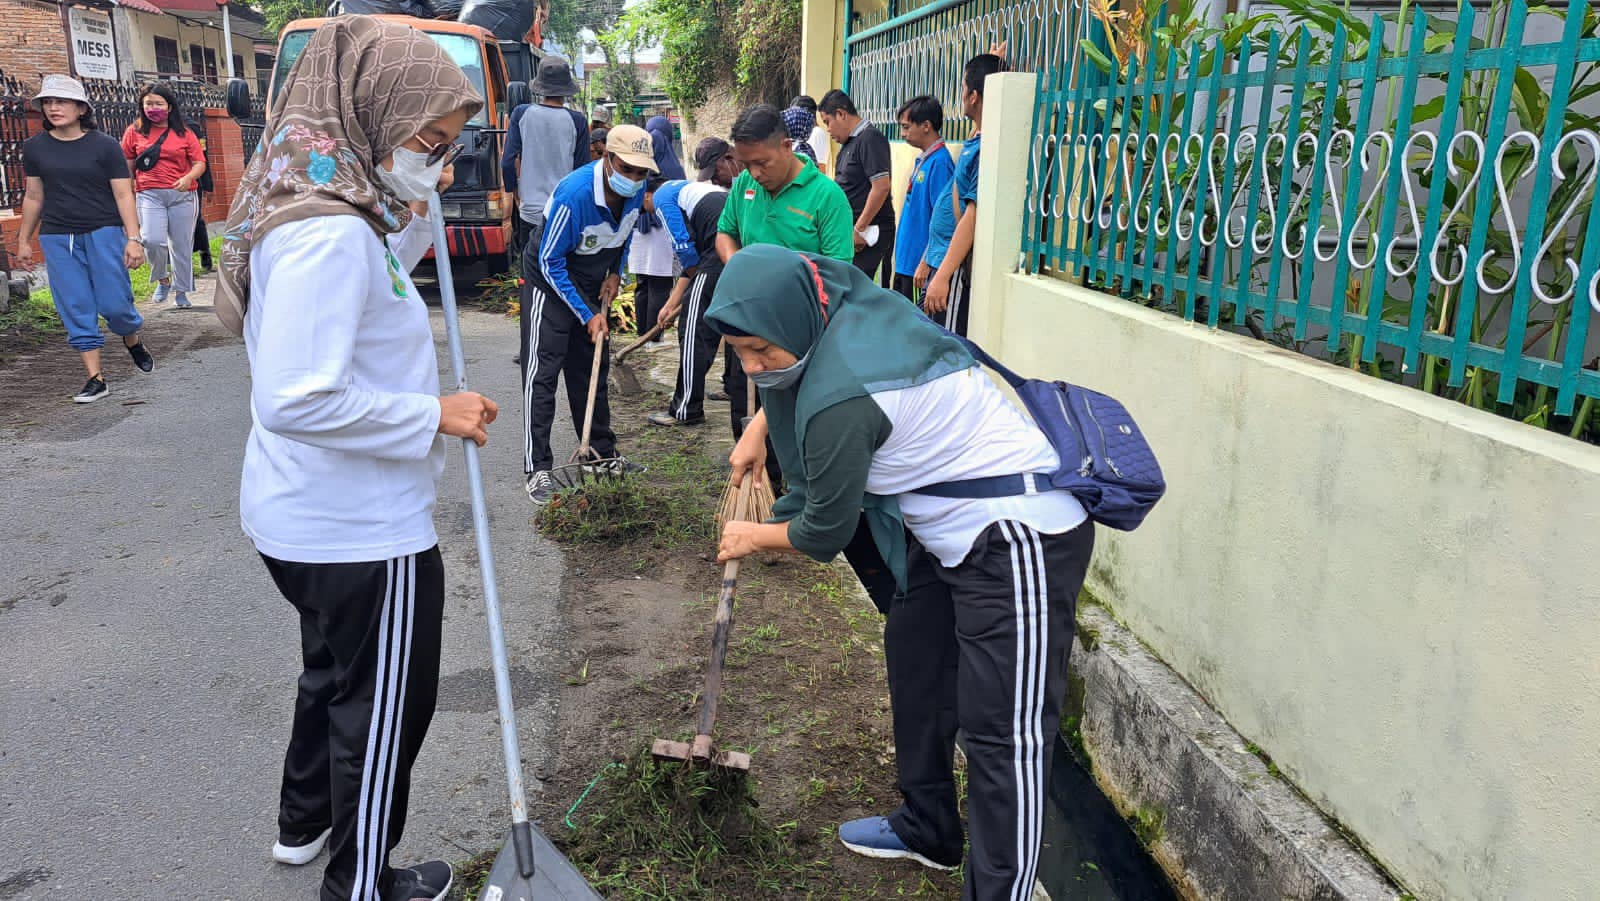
[
  {"left": 174, "top": 292, "right": 193, "bottom": 309},
  {"left": 603, "top": 456, "right": 647, "bottom": 476},
  {"left": 526, "top": 470, "right": 556, "bottom": 505},
  {"left": 73, "top": 375, "right": 108, "bottom": 403}
]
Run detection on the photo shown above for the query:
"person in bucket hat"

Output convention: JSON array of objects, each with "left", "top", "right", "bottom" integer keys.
[
  {"left": 15, "top": 74, "right": 152, "bottom": 404},
  {"left": 518, "top": 123, "right": 655, "bottom": 504},
  {"left": 529, "top": 54, "right": 578, "bottom": 97}
]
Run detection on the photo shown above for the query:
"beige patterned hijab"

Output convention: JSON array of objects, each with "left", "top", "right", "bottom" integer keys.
[{"left": 216, "top": 16, "right": 483, "bottom": 335}]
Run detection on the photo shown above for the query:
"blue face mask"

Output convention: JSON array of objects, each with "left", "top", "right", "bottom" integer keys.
[
  {"left": 749, "top": 347, "right": 813, "bottom": 391},
  {"left": 608, "top": 165, "right": 644, "bottom": 198}
]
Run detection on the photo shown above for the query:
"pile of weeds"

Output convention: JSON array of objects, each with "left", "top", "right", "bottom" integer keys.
[
  {"left": 535, "top": 433, "right": 723, "bottom": 551},
  {"left": 565, "top": 742, "right": 826, "bottom": 897}
]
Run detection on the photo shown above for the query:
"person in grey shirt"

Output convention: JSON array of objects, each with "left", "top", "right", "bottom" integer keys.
[
  {"left": 502, "top": 55, "right": 588, "bottom": 373},
  {"left": 501, "top": 56, "right": 588, "bottom": 231}
]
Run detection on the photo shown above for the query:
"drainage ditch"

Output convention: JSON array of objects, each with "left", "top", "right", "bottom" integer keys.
[{"left": 1038, "top": 735, "right": 1178, "bottom": 900}]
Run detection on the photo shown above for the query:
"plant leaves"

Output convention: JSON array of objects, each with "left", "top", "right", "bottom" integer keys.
[{"left": 1412, "top": 95, "right": 1447, "bottom": 124}]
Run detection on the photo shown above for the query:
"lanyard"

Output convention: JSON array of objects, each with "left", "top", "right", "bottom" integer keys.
[{"left": 908, "top": 141, "right": 947, "bottom": 193}]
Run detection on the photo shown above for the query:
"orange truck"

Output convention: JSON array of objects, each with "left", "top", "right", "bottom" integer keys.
[{"left": 261, "top": 16, "right": 533, "bottom": 271}]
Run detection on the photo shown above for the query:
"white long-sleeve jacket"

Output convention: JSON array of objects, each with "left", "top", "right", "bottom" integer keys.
[{"left": 241, "top": 213, "right": 444, "bottom": 564}]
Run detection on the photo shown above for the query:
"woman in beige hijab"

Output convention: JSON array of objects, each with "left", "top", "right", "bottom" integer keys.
[{"left": 220, "top": 17, "right": 492, "bottom": 901}]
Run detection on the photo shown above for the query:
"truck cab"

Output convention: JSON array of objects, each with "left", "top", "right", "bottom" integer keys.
[{"left": 268, "top": 17, "right": 519, "bottom": 270}]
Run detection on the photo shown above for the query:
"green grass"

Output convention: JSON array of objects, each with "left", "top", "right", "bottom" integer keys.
[
  {"left": 5, "top": 236, "right": 224, "bottom": 336},
  {"left": 0, "top": 290, "right": 61, "bottom": 335}
]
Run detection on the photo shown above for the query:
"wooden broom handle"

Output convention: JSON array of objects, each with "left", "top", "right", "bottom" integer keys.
[
  {"left": 577, "top": 337, "right": 603, "bottom": 457},
  {"left": 614, "top": 320, "right": 669, "bottom": 362},
  {"left": 692, "top": 558, "right": 741, "bottom": 758}
]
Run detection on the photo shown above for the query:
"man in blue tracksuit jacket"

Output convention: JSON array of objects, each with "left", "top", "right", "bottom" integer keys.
[
  {"left": 641, "top": 138, "right": 741, "bottom": 429},
  {"left": 522, "top": 125, "right": 659, "bottom": 504}
]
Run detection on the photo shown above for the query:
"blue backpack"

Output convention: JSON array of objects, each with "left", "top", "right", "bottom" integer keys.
[{"left": 915, "top": 332, "right": 1166, "bottom": 531}]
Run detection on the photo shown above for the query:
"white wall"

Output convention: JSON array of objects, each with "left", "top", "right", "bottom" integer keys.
[{"left": 973, "top": 72, "right": 1600, "bottom": 901}]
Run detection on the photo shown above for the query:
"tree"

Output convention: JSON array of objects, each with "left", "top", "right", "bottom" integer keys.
[
  {"left": 254, "top": 0, "right": 326, "bottom": 35},
  {"left": 544, "top": 0, "right": 626, "bottom": 59},
  {"left": 603, "top": 0, "right": 797, "bottom": 115}
]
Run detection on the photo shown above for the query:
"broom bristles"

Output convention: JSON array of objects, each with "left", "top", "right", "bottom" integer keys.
[{"left": 717, "top": 470, "right": 776, "bottom": 532}]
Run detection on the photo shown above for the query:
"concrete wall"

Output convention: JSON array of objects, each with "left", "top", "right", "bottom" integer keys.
[{"left": 973, "top": 72, "right": 1600, "bottom": 901}]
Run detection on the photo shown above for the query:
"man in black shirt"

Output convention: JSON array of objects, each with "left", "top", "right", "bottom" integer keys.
[{"left": 819, "top": 89, "right": 896, "bottom": 286}]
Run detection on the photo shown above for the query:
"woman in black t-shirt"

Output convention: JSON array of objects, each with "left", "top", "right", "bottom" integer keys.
[{"left": 16, "top": 75, "right": 151, "bottom": 404}]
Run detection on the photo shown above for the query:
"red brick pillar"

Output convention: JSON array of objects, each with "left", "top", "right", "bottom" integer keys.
[{"left": 203, "top": 109, "right": 249, "bottom": 223}]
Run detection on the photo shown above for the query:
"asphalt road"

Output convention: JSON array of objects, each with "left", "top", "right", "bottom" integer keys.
[{"left": 0, "top": 288, "right": 578, "bottom": 899}]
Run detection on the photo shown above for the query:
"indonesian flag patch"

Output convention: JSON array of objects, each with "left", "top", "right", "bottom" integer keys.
[{"left": 745, "top": 189, "right": 756, "bottom": 201}]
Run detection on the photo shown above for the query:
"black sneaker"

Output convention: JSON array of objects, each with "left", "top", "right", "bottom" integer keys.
[
  {"left": 73, "top": 375, "right": 108, "bottom": 404},
  {"left": 126, "top": 341, "right": 154, "bottom": 373},
  {"left": 388, "top": 859, "right": 452, "bottom": 901},
  {"left": 707, "top": 389, "right": 730, "bottom": 402},
  {"left": 526, "top": 470, "right": 556, "bottom": 506},
  {"left": 271, "top": 826, "right": 331, "bottom": 865}
]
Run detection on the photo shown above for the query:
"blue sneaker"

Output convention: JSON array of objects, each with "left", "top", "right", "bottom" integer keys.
[
  {"left": 838, "top": 816, "right": 958, "bottom": 871},
  {"left": 151, "top": 282, "right": 171, "bottom": 303},
  {"left": 174, "top": 292, "right": 192, "bottom": 309}
]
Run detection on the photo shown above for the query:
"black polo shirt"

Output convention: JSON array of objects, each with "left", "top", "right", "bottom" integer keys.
[{"left": 834, "top": 119, "right": 895, "bottom": 228}]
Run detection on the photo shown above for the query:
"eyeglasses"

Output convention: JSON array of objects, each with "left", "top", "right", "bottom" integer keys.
[
  {"left": 418, "top": 136, "right": 464, "bottom": 168},
  {"left": 610, "top": 154, "right": 652, "bottom": 180}
]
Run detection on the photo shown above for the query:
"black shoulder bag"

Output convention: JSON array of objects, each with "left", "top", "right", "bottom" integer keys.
[{"left": 133, "top": 128, "right": 171, "bottom": 173}]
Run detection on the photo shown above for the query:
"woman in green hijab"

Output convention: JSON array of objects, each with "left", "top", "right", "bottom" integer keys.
[{"left": 707, "top": 245, "right": 1095, "bottom": 901}]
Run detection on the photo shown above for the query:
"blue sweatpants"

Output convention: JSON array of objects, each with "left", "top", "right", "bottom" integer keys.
[{"left": 40, "top": 226, "right": 141, "bottom": 352}]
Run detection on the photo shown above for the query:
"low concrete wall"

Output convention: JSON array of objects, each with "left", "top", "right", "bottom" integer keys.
[{"left": 972, "top": 71, "right": 1600, "bottom": 901}]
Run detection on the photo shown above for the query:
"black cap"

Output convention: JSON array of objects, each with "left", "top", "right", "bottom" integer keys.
[{"left": 694, "top": 137, "right": 732, "bottom": 179}]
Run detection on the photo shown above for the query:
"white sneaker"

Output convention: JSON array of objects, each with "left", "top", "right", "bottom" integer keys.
[{"left": 272, "top": 826, "right": 331, "bottom": 865}]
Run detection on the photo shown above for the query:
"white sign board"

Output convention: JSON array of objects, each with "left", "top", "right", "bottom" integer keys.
[{"left": 68, "top": 7, "right": 118, "bottom": 82}]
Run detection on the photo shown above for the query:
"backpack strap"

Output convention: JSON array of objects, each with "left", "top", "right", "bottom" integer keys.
[
  {"left": 939, "top": 326, "right": 1027, "bottom": 390},
  {"left": 914, "top": 472, "right": 1054, "bottom": 499}
]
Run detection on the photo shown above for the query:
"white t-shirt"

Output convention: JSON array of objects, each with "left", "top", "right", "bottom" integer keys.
[
  {"left": 627, "top": 216, "right": 678, "bottom": 277},
  {"left": 867, "top": 367, "right": 1088, "bottom": 567},
  {"left": 240, "top": 214, "right": 445, "bottom": 564},
  {"left": 809, "top": 124, "right": 832, "bottom": 170}
]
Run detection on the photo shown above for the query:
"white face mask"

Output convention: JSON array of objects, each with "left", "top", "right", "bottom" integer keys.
[{"left": 376, "top": 145, "right": 446, "bottom": 202}]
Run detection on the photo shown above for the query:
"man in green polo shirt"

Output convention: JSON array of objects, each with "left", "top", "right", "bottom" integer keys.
[
  {"left": 714, "top": 102, "right": 855, "bottom": 452},
  {"left": 716, "top": 103, "right": 855, "bottom": 266}
]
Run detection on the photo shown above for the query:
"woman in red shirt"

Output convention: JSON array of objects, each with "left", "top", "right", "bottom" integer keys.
[{"left": 121, "top": 83, "right": 205, "bottom": 307}]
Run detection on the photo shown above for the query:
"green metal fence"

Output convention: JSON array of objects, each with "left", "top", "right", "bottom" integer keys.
[
  {"left": 1023, "top": 0, "right": 1600, "bottom": 428},
  {"left": 844, "top": 0, "right": 1074, "bottom": 141}
]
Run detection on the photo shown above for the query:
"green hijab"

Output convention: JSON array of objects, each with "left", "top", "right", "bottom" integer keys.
[{"left": 705, "top": 245, "right": 974, "bottom": 587}]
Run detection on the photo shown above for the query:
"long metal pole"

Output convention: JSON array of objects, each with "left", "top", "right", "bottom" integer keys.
[{"left": 426, "top": 192, "right": 536, "bottom": 876}]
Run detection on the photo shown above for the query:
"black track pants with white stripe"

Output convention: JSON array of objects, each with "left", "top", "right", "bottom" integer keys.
[
  {"left": 921, "top": 262, "right": 971, "bottom": 337},
  {"left": 263, "top": 548, "right": 446, "bottom": 901},
  {"left": 885, "top": 521, "right": 1094, "bottom": 901},
  {"left": 521, "top": 274, "right": 618, "bottom": 475},
  {"left": 666, "top": 269, "right": 722, "bottom": 422}
]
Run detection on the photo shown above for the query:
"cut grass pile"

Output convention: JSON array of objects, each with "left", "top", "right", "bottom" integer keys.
[{"left": 566, "top": 745, "right": 822, "bottom": 897}]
